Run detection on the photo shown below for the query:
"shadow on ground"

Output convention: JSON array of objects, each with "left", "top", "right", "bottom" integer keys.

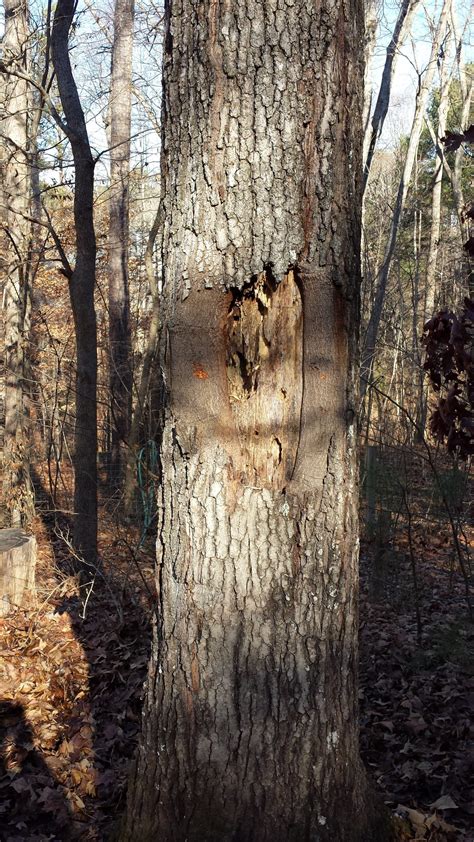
[{"left": 1, "top": 469, "right": 154, "bottom": 840}]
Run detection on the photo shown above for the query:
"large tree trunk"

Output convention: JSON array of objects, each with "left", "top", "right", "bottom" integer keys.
[
  {"left": 108, "top": 0, "right": 134, "bottom": 486},
  {"left": 51, "top": 0, "right": 98, "bottom": 566},
  {"left": 120, "top": 2, "right": 389, "bottom": 841},
  {"left": 0, "top": 0, "right": 34, "bottom": 527}
]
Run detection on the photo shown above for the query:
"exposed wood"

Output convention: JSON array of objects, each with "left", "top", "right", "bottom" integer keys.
[
  {"left": 0, "top": 528, "right": 36, "bottom": 616},
  {"left": 225, "top": 269, "right": 303, "bottom": 490}
]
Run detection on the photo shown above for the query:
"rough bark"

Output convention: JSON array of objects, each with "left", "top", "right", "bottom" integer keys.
[
  {"left": 51, "top": 0, "right": 98, "bottom": 565},
  {"left": 108, "top": 0, "right": 134, "bottom": 486},
  {"left": 0, "top": 0, "right": 34, "bottom": 527},
  {"left": 362, "top": 0, "right": 420, "bottom": 189},
  {"left": 0, "top": 528, "right": 36, "bottom": 617},
  {"left": 120, "top": 2, "right": 390, "bottom": 840},
  {"left": 361, "top": 0, "right": 453, "bottom": 396}
]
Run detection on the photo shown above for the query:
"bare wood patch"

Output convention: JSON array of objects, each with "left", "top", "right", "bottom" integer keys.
[{"left": 225, "top": 269, "right": 303, "bottom": 490}]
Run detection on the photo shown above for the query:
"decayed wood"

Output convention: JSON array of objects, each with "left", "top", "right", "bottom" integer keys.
[{"left": 0, "top": 528, "right": 36, "bottom": 616}]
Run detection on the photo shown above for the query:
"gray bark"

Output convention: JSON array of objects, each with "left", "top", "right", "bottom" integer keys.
[
  {"left": 120, "top": 1, "right": 390, "bottom": 840},
  {"left": 51, "top": 0, "right": 98, "bottom": 565},
  {"left": 108, "top": 0, "right": 134, "bottom": 485},
  {"left": 0, "top": 0, "right": 34, "bottom": 527}
]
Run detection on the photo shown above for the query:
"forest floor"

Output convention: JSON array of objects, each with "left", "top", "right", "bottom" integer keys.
[{"left": 0, "top": 468, "right": 472, "bottom": 841}]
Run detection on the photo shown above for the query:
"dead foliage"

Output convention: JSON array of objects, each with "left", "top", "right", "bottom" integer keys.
[{"left": 0, "top": 514, "right": 153, "bottom": 841}]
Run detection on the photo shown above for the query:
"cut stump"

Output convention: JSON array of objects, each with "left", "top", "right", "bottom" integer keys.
[{"left": 0, "top": 529, "right": 36, "bottom": 617}]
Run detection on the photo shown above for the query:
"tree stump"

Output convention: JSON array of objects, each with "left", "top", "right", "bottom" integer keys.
[{"left": 0, "top": 529, "right": 36, "bottom": 617}]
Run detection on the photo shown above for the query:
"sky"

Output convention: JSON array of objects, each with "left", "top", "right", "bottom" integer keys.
[{"left": 370, "top": 0, "right": 473, "bottom": 147}]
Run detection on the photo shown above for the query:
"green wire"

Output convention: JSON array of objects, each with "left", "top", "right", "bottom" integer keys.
[{"left": 137, "top": 439, "right": 158, "bottom": 547}]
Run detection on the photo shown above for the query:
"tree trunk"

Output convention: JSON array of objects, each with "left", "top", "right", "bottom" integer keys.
[
  {"left": 361, "top": 0, "right": 453, "bottom": 397},
  {"left": 121, "top": 2, "right": 390, "bottom": 840},
  {"left": 361, "top": 0, "right": 379, "bottom": 164},
  {"left": 108, "top": 0, "right": 134, "bottom": 486},
  {"left": 425, "top": 53, "right": 451, "bottom": 321},
  {"left": 51, "top": 0, "right": 98, "bottom": 566},
  {"left": 0, "top": 528, "right": 36, "bottom": 617},
  {"left": 123, "top": 199, "right": 162, "bottom": 517},
  {"left": 0, "top": 0, "right": 34, "bottom": 527},
  {"left": 451, "top": 2, "right": 473, "bottom": 296}
]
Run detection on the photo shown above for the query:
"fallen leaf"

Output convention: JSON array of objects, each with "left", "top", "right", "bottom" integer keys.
[{"left": 429, "top": 794, "right": 458, "bottom": 810}]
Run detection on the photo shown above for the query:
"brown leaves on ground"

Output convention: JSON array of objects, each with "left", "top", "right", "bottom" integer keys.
[
  {"left": 1, "top": 496, "right": 472, "bottom": 841},
  {"left": 360, "top": 537, "right": 473, "bottom": 840},
  {"left": 0, "top": 514, "right": 153, "bottom": 841}
]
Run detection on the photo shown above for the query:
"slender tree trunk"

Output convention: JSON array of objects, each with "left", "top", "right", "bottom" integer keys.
[
  {"left": 121, "top": 2, "right": 391, "bottom": 840},
  {"left": 451, "top": 2, "right": 473, "bottom": 295},
  {"left": 51, "top": 0, "right": 98, "bottom": 565},
  {"left": 0, "top": 0, "right": 34, "bottom": 527},
  {"left": 361, "top": 0, "right": 378, "bottom": 162},
  {"left": 108, "top": 0, "right": 134, "bottom": 487},
  {"left": 425, "top": 54, "right": 451, "bottom": 320},
  {"left": 123, "top": 198, "right": 162, "bottom": 517},
  {"left": 418, "top": 47, "right": 451, "bottom": 435},
  {"left": 362, "top": 0, "right": 420, "bottom": 189},
  {"left": 361, "top": 0, "right": 453, "bottom": 396}
]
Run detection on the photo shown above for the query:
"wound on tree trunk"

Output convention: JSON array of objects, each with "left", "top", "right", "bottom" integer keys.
[{"left": 225, "top": 269, "right": 303, "bottom": 490}]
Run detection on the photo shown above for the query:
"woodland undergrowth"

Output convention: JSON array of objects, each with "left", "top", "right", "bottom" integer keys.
[{"left": 0, "top": 452, "right": 472, "bottom": 842}]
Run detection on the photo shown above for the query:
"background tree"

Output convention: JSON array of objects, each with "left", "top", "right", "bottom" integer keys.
[
  {"left": 51, "top": 0, "right": 98, "bottom": 565},
  {"left": 361, "top": 0, "right": 453, "bottom": 396},
  {"left": 362, "top": 0, "right": 421, "bottom": 188},
  {"left": 107, "top": 0, "right": 134, "bottom": 487},
  {"left": 0, "top": 0, "right": 34, "bottom": 527}
]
